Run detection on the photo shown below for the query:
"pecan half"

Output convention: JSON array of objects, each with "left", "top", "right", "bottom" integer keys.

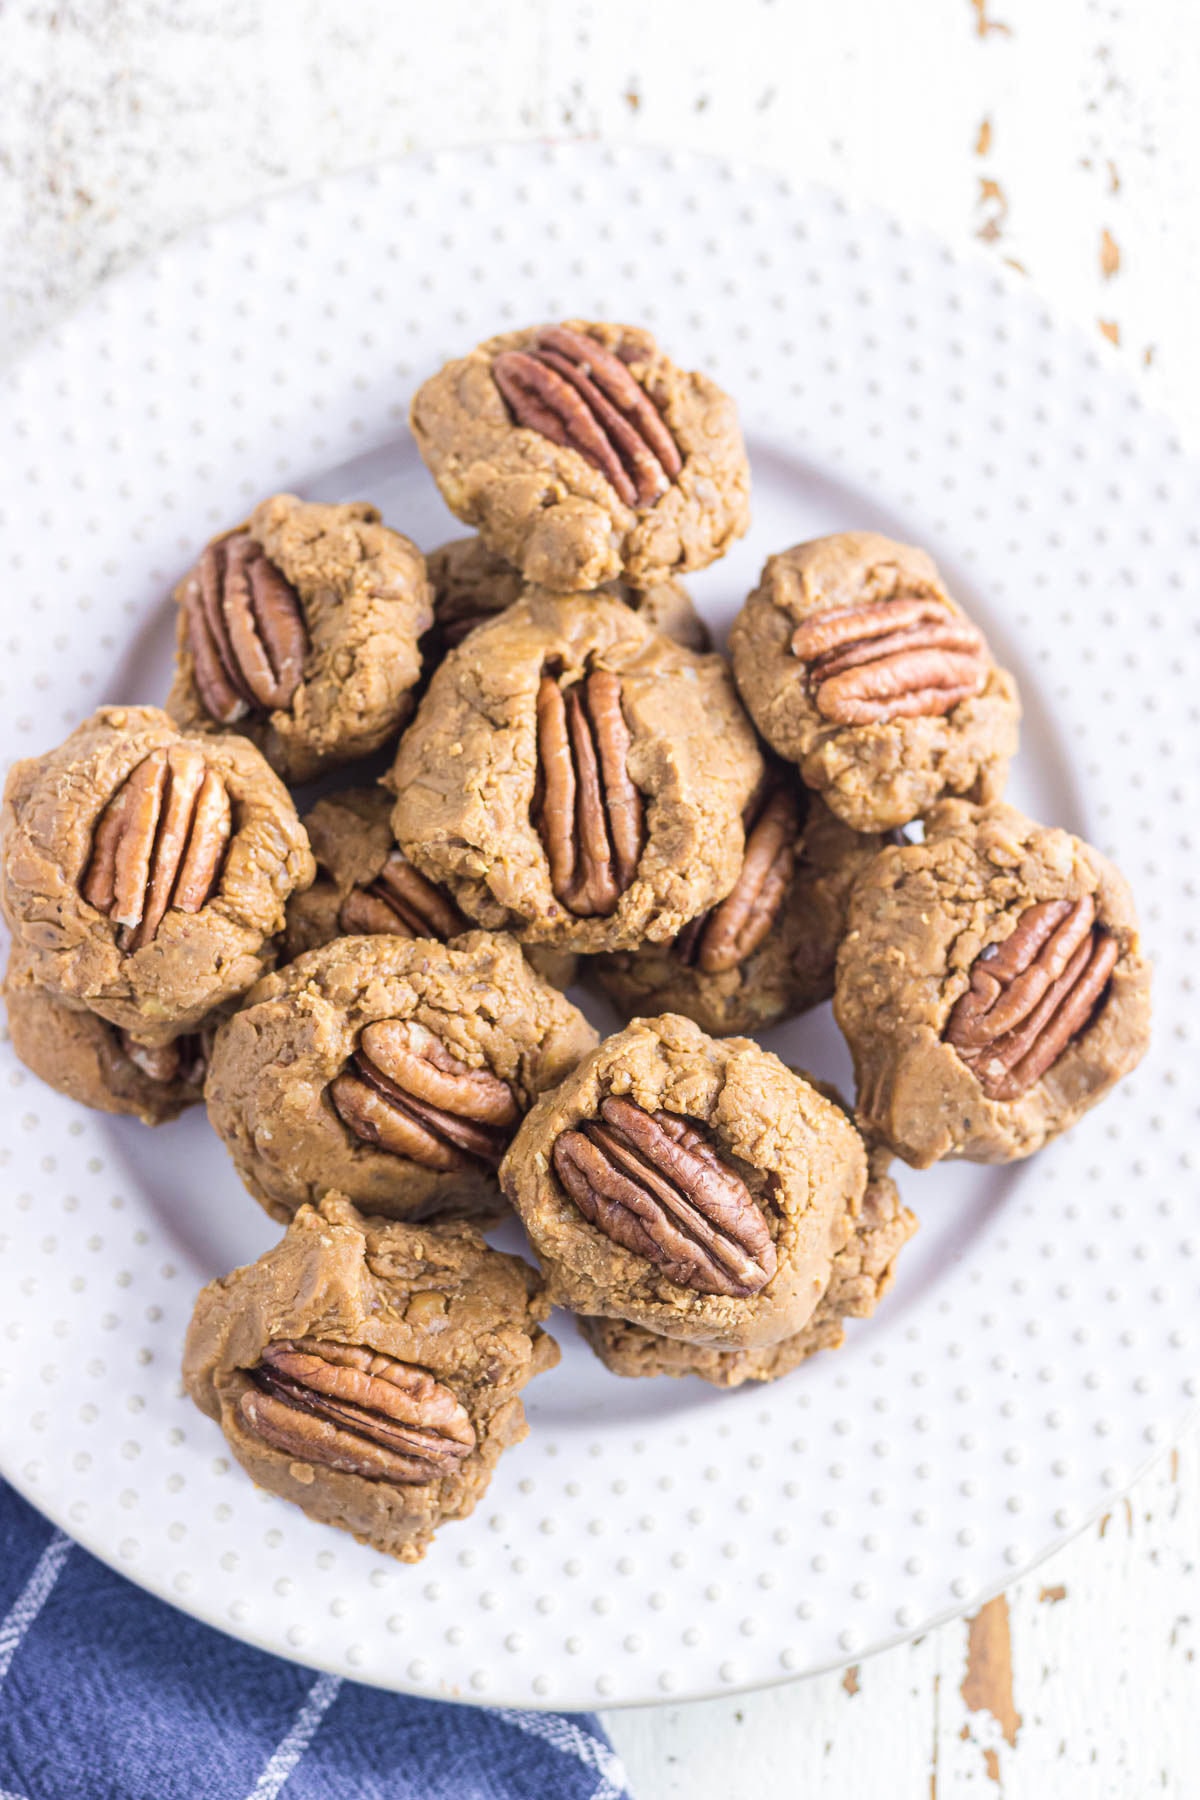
[
  {"left": 240, "top": 1337, "right": 475, "bottom": 1485},
  {"left": 338, "top": 850, "right": 468, "bottom": 941},
  {"left": 534, "top": 667, "right": 645, "bottom": 918},
  {"left": 183, "top": 532, "right": 309, "bottom": 724},
  {"left": 944, "top": 894, "right": 1119, "bottom": 1101},
  {"left": 552, "top": 1096, "right": 777, "bottom": 1298},
  {"left": 80, "top": 746, "right": 231, "bottom": 952},
  {"left": 118, "top": 1030, "right": 206, "bottom": 1086},
  {"left": 493, "top": 326, "right": 682, "bottom": 509},
  {"left": 329, "top": 1018, "right": 519, "bottom": 1170},
  {"left": 674, "top": 781, "right": 800, "bottom": 974},
  {"left": 791, "top": 595, "right": 988, "bottom": 726}
]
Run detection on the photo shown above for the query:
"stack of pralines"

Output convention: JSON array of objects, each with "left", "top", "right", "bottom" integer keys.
[{"left": 0, "top": 320, "right": 1150, "bottom": 1562}]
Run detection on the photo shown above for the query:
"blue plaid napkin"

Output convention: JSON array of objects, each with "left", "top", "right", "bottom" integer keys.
[{"left": 0, "top": 1481, "right": 633, "bottom": 1800}]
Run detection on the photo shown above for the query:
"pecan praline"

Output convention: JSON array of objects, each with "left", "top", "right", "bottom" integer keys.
[
  {"left": 282, "top": 785, "right": 578, "bottom": 993},
  {"left": 410, "top": 320, "right": 751, "bottom": 593},
  {"left": 579, "top": 1143, "right": 916, "bottom": 1386},
  {"left": 500, "top": 1012, "right": 873, "bottom": 1351},
  {"left": 388, "top": 590, "right": 764, "bottom": 954},
  {"left": 182, "top": 1193, "right": 558, "bottom": 1564},
  {"left": 166, "top": 493, "right": 433, "bottom": 783},
  {"left": 835, "top": 799, "right": 1152, "bottom": 1166},
  {"left": 423, "top": 533, "right": 711, "bottom": 669},
  {"left": 3, "top": 943, "right": 210, "bottom": 1126},
  {"left": 729, "top": 532, "right": 1021, "bottom": 832},
  {"left": 282, "top": 787, "right": 466, "bottom": 965},
  {"left": 204, "top": 929, "right": 598, "bottom": 1226},
  {"left": 0, "top": 704, "right": 314, "bottom": 1044},
  {"left": 592, "top": 787, "right": 889, "bottom": 1037}
]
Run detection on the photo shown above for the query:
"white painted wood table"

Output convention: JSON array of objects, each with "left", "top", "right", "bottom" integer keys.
[{"left": 2, "top": 3, "right": 1198, "bottom": 1792}]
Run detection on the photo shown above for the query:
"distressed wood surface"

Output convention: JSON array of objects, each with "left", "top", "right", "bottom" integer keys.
[
  {"left": 2, "top": 2, "right": 1198, "bottom": 1792},
  {"left": 610, "top": 1441, "right": 1199, "bottom": 1795}
]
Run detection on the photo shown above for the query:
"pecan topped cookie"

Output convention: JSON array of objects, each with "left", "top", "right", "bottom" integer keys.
[
  {"left": 167, "top": 494, "right": 432, "bottom": 782},
  {"left": 282, "top": 786, "right": 468, "bottom": 965},
  {"left": 204, "top": 930, "right": 598, "bottom": 1225},
  {"left": 281, "top": 785, "right": 577, "bottom": 991},
  {"left": 425, "top": 534, "right": 711, "bottom": 662},
  {"left": 3, "top": 944, "right": 210, "bottom": 1126},
  {"left": 0, "top": 705, "right": 314, "bottom": 1043},
  {"left": 835, "top": 800, "right": 1152, "bottom": 1165},
  {"left": 183, "top": 1193, "right": 559, "bottom": 1563},
  {"left": 410, "top": 321, "right": 750, "bottom": 592},
  {"left": 579, "top": 1142, "right": 916, "bottom": 1386},
  {"left": 500, "top": 1013, "right": 871, "bottom": 1351},
  {"left": 593, "top": 779, "right": 890, "bottom": 1037},
  {"left": 729, "top": 533, "right": 1021, "bottom": 831},
  {"left": 389, "top": 591, "right": 763, "bottom": 954}
]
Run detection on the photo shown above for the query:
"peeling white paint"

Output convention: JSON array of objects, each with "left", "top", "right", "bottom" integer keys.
[{"left": 608, "top": 1436, "right": 1199, "bottom": 1794}]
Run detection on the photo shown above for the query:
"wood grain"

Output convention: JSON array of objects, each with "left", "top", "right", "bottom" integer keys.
[{"left": 961, "top": 1598, "right": 1022, "bottom": 1750}]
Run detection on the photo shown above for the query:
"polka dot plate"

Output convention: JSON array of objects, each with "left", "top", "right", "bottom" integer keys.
[{"left": 0, "top": 143, "right": 1195, "bottom": 1709}]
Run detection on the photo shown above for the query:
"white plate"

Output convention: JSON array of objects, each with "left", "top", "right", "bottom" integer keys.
[{"left": 0, "top": 143, "right": 1195, "bottom": 1710}]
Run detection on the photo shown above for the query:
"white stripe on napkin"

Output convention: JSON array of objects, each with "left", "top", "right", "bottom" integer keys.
[
  {"left": 244, "top": 1670, "right": 342, "bottom": 1800},
  {"left": 501, "top": 1708, "right": 630, "bottom": 1800},
  {"left": 0, "top": 1529, "right": 72, "bottom": 1693}
]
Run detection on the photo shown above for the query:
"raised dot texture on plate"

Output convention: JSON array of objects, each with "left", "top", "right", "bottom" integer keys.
[{"left": 0, "top": 142, "right": 1195, "bottom": 1710}]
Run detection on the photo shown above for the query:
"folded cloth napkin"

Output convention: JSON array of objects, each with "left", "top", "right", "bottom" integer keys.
[{"left": 0, "top": 1481, "right": 633, "bottom": 1800}]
